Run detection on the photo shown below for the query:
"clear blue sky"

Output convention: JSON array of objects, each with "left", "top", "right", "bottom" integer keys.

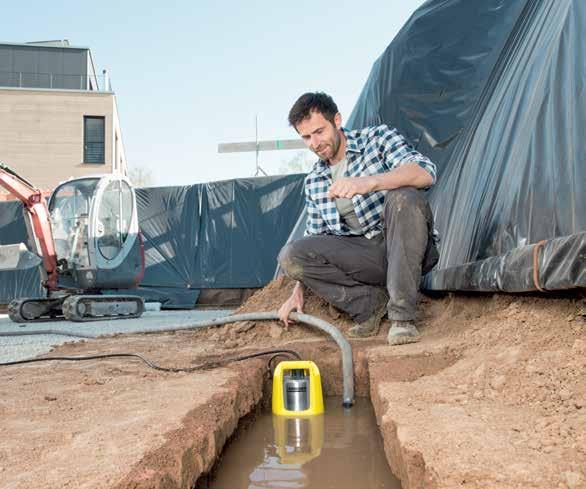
[{"left": 3, "top": 0, "right": 426, "bottom": 186}]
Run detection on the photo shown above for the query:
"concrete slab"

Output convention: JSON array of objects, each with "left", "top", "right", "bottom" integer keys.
[{"left": 0, "top": 309, "right": 233, "bottom": 363}]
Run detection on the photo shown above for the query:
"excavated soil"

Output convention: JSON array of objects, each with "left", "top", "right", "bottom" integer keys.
[
  {"left": 208, "top": 278, "right": 586, "bottom": 488},
  {"left": 0, "top": 277, "right": 584, "bottom": 489}
]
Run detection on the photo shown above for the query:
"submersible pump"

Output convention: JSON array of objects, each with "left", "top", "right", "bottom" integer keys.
[{"left": 272, "top": 361, "right": 324, "bottom": 416}]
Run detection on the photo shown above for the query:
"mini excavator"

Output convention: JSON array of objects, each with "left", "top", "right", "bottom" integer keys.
[{"left": 0, "top": 162, "right": 145, "bottom": 322}]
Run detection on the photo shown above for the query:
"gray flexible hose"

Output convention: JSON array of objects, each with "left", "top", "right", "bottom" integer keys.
[{"left": 0, "top": 311, "right": 355, "bottom": 406}]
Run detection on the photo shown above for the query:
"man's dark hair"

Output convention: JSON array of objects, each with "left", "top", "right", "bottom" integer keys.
[{"left": 288, "top": 92, "right": 338, "bottom": 128}]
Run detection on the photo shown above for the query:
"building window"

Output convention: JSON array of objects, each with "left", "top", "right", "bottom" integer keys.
[{"left": 83, "top": 116, "right": 105, "bottom": 164}]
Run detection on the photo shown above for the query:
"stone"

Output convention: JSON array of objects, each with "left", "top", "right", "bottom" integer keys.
[
  {"left": 559, "top": 389, "right": 572, "bottom": 401},
  {"left": 269, "top": 324, "right": 283, "bottom": 339},
  {"left": 234, "top": 321, "right": 256, "bottom": 334},
  {"left": 562, "top": 471, "right": 583, "bottom": 489},
  {"left": 223, "top": 339, "right": 238, "bottom": 349}
]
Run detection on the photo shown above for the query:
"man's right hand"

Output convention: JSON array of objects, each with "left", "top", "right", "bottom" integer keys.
[{"left": 278, "top": 281, "right": 304, "bottom": 329}]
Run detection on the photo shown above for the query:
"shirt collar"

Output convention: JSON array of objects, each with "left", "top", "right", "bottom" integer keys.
[{"left": 313, "top": 127, "right": 363, "bottom": 176}]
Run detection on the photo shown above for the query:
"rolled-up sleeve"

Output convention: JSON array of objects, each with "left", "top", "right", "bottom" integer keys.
[{"left": 378, "top": 125, "right": 437, "bottom": 185}]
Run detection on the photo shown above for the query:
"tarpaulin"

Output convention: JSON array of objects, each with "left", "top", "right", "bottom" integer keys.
[
  {"left": 0, "top": 174, "right": 306, "bottom": 307},
  {"left": 134, "top": 174, "right": 306, "bottom": 306},
  {"left": 347, "top": 0, "right": 585, "bottom": 291},
  {"left": 0, "top": 200, "right": 43, "bottom": 303}
]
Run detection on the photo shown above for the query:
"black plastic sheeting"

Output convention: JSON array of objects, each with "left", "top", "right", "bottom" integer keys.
[
  {"left": 130, "top": 175, "right": 306, "bottom": 307},
  {"left": 346, "top": 0, "right": 585, "bottom": 292},
  {"left": 0, "top": 200, "right": 43, "bottom": 302},
  {"left": 0, "top": 174, "right": 306, "bottom": 307}
]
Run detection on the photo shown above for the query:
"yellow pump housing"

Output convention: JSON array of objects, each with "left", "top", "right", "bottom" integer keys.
[{"left": 272, "top": 360, "right": 324, "bottom": 416}]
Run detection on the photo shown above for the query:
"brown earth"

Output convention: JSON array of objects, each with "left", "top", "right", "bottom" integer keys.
[
  {"left": 0, "top": 278, "right": 584, "bottom": 489},
  {"left": 213, "top": 278, "right": 586, "bottom": 488}
]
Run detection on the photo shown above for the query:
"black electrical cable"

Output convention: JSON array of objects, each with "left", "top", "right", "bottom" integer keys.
[
  {"left": 0, "top": 348, "right": 301, "bottom": 373},
  {"left": 267, "top": 353, "right": 299, "bottom": 373}
]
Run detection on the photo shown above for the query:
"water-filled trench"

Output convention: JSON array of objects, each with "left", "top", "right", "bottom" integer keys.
[{"left": 205, "top": 397, "right": 401, "bottom": 489}]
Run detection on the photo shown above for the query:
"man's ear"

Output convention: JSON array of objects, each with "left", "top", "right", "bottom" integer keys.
[{"left": 334, "top": 112, "right": 342, "bottom": 130}]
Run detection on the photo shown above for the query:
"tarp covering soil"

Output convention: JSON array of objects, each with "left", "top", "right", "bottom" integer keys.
[{"left": 347, "top": 0, "right": 586, "bottom": 292}]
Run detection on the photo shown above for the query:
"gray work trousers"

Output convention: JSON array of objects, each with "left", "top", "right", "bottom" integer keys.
[{"left": 278, "top": 187, "right": 439, "bottom": 323}]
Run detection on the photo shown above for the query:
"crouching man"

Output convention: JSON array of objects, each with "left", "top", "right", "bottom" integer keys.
[{"left": 277, "top": 92, "right": 439, "bottom": 345}]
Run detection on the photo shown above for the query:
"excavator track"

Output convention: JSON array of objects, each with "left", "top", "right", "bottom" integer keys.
[
  {"left": 8, "top": 297, "right": 65, "bottom": 323},
  {"left": 62, "top": 295, "right": 144, "bottom": 322}
]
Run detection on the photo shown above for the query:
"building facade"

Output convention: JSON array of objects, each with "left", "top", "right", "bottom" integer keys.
[{"left": 0, "top": 40, "right": 127, "bottom": 196}]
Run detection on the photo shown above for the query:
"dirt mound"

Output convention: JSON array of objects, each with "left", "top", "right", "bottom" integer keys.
[{"left": 196, "top": 277, "right": 360, "bottom": 350}]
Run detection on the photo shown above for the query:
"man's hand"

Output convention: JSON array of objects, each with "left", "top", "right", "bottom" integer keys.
[
  {"left": 328, "top": 176, "right": 375, "bottom": 199},
  {"left": 278, "top": 281, "right": 304, "bottom": 329}
]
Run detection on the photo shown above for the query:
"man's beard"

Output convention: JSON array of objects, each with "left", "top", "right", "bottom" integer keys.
[{"left": 315, "top": 130, "right": 341, "bottom": 161}]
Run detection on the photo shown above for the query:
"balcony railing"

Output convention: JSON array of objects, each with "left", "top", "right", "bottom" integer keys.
[{"left": 0, "top": 71, "right": 112, "bottom": 91}]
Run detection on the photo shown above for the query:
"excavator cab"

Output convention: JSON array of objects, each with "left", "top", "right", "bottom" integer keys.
[
  {"left": 49, "top": 175, "right": 143, "bottom": 291},
  {"left": 0, "top": 162, "right": 145, "bottom": 322},
  {"left": 50, "top": 177, "right": 97, "bottom": 270}
]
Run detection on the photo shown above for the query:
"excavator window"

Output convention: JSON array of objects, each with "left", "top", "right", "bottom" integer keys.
[
  {"left": 97, "top": 180, "right": 133, "bottom": 260},
  {"left": 50, "top": 178, "right": 99, "bottom": 267}
]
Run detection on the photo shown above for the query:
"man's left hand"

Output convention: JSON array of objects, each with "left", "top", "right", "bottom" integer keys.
[{"left": 328, "top": 176, "right": 375, "bottom": 199}]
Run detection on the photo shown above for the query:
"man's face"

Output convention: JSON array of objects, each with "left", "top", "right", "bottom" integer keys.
[{"left": 296, "top": 110, "right": 342, "bottom": 162}]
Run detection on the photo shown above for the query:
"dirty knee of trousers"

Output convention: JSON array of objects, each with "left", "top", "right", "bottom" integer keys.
[
  {"left": 384, "top": 187, "right": 425, "bottom": 214},
  {"left": 277, "top": 244, "right": 305, "bottom": 281}
]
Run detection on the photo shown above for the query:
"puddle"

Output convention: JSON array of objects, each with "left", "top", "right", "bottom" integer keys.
[{"left": 205, "top": 397, "right": 401, "bottom": 489}]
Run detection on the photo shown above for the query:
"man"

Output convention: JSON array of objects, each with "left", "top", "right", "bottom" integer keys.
[{"left": 277, "top": 92, "right": 439, "bottom": 345}]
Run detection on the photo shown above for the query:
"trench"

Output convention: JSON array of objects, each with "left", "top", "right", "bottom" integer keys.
[
  {"left": 198, "top": 397, "right": 401, "bottom": 489},
  {"left": 193, "top": 343, "right": 404, "bottom": 489}
]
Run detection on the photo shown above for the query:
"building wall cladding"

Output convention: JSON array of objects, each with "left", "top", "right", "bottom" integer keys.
[
  {"left": 0, "top": 88, "right": 116, "bottom": 191},
  {"left": 0, "top": 44, "right": 89, "bottom": 90}
]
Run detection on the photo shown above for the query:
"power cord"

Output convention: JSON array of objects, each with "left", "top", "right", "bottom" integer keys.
[{"left": 0, "top": 349, "right": 301, "bottom": 373}]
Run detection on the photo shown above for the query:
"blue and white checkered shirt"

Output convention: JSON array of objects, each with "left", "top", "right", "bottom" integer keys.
[{"left": 305, "top": 125, "right": 436, "bottom": 239}]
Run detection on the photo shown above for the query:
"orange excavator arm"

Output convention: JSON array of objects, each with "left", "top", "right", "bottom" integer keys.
[{"left": 0, "top": 163, "right": 58, "bottom": 291}]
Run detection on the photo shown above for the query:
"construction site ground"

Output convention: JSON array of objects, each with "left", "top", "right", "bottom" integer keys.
[{"left": 0, "top": 278, "right": 584, "bottom": 489}]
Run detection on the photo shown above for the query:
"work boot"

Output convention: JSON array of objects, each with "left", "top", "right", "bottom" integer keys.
[
  {"left": 347, "top": 302, "right": 387, "bottom": 338},
  {"left": 387, "top": 320, "right": 421, "bottom": 345}
]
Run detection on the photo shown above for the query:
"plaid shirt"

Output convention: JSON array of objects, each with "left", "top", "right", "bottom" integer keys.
[{"left": 305, "top": 125, "right": 436, "bottom": 239}]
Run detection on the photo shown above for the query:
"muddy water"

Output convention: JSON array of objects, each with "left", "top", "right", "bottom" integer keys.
[{"left": 208, "top": 397, "right": 401, "bottom": 489}]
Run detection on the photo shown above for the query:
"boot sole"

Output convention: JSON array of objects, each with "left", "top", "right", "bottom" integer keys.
[
  {"left": 347, "top": 331, "right": 379, "bottom": 338},
  {"left": 388, "top": 334, "right": 421, "bottom": 346}
]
